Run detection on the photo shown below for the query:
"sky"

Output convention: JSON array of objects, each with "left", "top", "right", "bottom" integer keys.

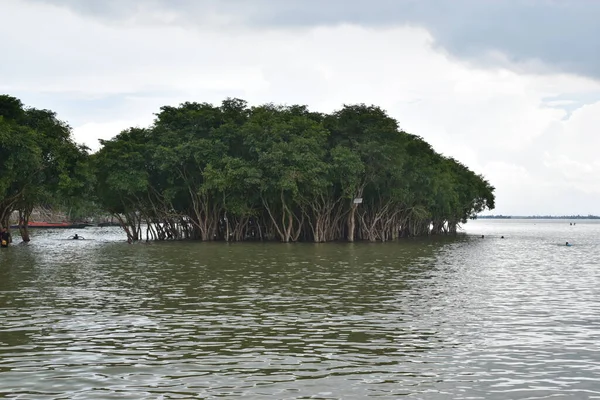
[{"left": 2, "top": 0, "right": 600, "bottom": 216}]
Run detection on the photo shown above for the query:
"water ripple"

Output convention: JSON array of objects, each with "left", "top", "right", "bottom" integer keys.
[{"left": 2, "top": 222, "right": 600, "bottom": 398}]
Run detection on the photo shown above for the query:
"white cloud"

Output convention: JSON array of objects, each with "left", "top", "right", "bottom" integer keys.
[
  {"left": 73, "top": 119, "right": 152, "bottom": 152},
  {"left": 2, "top": 0, "right": 600, "bottom": 215},
  {"left": 541, "top": 102, "right": 600, "bottom": 193}
]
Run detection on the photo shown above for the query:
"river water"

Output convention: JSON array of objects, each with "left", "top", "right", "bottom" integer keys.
[{"left": 1, "top": 220, "right": 600, "bottom": 399}]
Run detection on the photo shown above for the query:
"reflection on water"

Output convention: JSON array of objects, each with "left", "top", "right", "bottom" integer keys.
[{"left": 1, "top": 221, "right": 600, "bottom": 398}]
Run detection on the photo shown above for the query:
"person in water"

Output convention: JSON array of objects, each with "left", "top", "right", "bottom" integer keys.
[
  {"left": 566, "top": 242, "right": 572, "bottom": 246},
  {"left": 70, "top": 233, "right": 84, "bottom": 240},
  {"left": 1, "top": 227, "right": 12, "bottom": 247}
]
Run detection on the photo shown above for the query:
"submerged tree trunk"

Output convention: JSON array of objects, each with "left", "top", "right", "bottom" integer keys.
[
  {"left": 347, "top": 202, "right": 357, "bottom": 242},
  {"left": 114, "top": 213, "right": 140, "bottom": 243},
  {"left": 262, "top": 192, "right": 301, "bottom": 243},
  {"left": 18, "top": 208, "right": 31, "bottom": 242}
]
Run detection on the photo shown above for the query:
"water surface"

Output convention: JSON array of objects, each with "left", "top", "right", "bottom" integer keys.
[{"left": 1, "top": 220, "right": 600, "bottom": 399}]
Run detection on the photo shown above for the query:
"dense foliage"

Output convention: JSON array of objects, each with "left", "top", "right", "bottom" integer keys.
[
  {"left": 93, "top": 99, "right": 495, "bottom": 242},
  {"left": 0, "top": 95, "right": 91, "bottom": 240},
  {"left": 0, "top": 95, "right": 494, "bottom": 242}
]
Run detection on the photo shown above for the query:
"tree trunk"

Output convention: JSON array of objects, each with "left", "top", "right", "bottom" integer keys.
[
  {"left": 18, "top": 209, "right": 31, "bottom": 242},
  {"left": 18, "top": 226, "right": 30, "bottom": 242},
  {"left": 347, "top": 202, "right": 357, "bottom": 242}
]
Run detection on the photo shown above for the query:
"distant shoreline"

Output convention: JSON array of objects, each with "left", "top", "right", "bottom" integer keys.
[{"left": 477, "top": 215, "right": 600, "bottom": 220}]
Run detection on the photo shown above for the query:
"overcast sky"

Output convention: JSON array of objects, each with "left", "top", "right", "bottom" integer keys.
[{"left": 2, "top": 0, "right": 600, "bottom": 215}]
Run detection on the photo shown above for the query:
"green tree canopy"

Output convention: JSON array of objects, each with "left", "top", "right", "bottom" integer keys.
[
  {"left": 0, "top": 95, "right": 91, "bottom": 240},
  {"left": 94, "top": 98, "right": 495, "bottom": 242}
]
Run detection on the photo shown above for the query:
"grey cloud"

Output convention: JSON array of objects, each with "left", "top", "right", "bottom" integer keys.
[{"left": 25, "top": 0, "right": 600, "bottom": 79}]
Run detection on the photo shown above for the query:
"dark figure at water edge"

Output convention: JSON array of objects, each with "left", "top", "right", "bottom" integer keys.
[
  {"left": 69, "top": 234, "right": 84, "bottom": 240},
  {"left": 481, "top": 235, "right": 485, "bottom": 238},
  {"left": 566, "top": 242, "right": 572, "bottom": 247},
  {"left": 501, "top": 236, "right": 504, "bottom": 239},
  {"left": 1, "top": 227, "right": 12, "bottom": 247}
]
